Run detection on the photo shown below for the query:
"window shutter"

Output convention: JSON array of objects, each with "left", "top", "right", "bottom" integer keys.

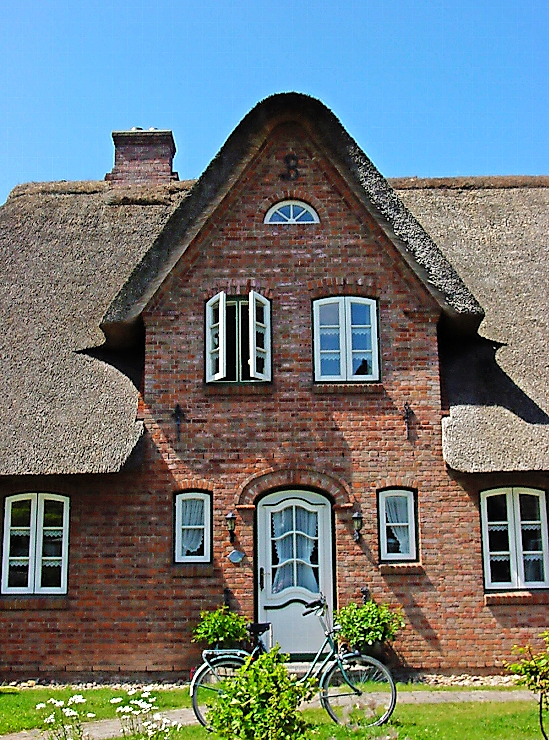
[
  {"left": 205, "top": 291, "right": 227, "bottom": 382},
  {"left": 249, "top": 291, "right": 271, "bottom": 381}
]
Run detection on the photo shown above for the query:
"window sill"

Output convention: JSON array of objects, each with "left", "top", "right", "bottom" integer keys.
[
  {"left": 204, "top": 384, "right": 274, "bottom": 396},
  {"left": 0, "top": 597, "right": 69, "bottom": 610},
  {"left": 171, "top": 564, "right": 215, "bottom": 578},
  {"left": 484, "top": 591, "right": 549, "bottom": 606},
  {"left": 312, "top": 383, "right": 384, "bottom": 395},
  {"left": 379, "top": 563, "right": 424, "bottom": 576}
]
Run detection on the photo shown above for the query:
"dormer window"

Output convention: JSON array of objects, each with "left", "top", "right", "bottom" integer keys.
[{"left": 264, "top": 200, "right": 319, "bottom": 224}]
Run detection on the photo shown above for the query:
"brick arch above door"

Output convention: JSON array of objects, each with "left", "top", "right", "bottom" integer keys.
[{"left": 235, "top": 468, "right": 353, "bottom": 510}]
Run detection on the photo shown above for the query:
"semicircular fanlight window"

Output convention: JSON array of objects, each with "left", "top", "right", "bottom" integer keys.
[{"left": 264, "top": 200, "right": 319, "bottom": 224}]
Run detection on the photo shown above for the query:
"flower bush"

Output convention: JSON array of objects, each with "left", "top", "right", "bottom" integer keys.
[
  {"left": 335, "top": 600, "right": 405, "bottom": 651},
  {"left": 192, "top": 604, "right": 249, "bottom": 646},
  {"left": 36, "top": 694, "right": 94, "bottom": 740},
  {"left": 113, "top": 690, "right": 183, "bottom": 740},
  {"left": 36, "top": 690, "right": 183, "bottom": 740}
]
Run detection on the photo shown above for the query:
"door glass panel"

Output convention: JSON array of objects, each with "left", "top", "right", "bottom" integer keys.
[{"left": 271, "top": 505, "right": 319, "bottom": 594}]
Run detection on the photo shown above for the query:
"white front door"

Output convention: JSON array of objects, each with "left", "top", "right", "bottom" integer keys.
[{"left": 257, "top": 490, "right": 333, "bottom": 655}]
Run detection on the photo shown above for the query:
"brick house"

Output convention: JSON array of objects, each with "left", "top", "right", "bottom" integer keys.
[{"left": 1, "top": 92, "right": 549, "bottom": 678}]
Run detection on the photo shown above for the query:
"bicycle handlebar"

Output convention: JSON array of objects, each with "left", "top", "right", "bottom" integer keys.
[{"left": 302, "top": 596, "right": 326, "bottom": 616}]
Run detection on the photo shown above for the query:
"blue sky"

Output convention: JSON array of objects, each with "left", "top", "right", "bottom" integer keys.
[{"left": 1, "top": 0, "right": 548, "bottom": 204}]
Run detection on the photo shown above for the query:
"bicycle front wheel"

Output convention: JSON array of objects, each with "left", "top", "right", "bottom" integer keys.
[
  {"left": 191, "top": 655, "right": 246, "bottom": 728},
  {"left": 321, "top": 653, "right": 396, "bottom": 727}
]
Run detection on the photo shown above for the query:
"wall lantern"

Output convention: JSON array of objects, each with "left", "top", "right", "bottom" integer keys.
[
  {"left": 352, "top": 511, "right": 363, "bottom": 542},
  {"left": 225, "top": 511, "right": 237, "bottom": 543}
]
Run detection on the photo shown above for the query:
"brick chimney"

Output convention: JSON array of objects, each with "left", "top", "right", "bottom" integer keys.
[{"left": 105, "top": 128, "right": 179, "bottom": 184}]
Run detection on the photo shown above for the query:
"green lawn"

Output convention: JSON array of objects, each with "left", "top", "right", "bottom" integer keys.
[
  {"left": 0, "top": 686, "right": 191, "bottom": 735},
  {"left": 0, "top": 686, "right": 543, "bottom": 740}
]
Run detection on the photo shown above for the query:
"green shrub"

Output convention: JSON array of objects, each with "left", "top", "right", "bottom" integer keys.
[
  {"left": 335, "top": 600, "right": 405, "bottom": 650},
  {"left": 192, "top": 605, "right": 249, "bottom": 646},
  {"left": 507, "top": 629, "right": 549, "bottom": 740},
  {"left": 207, "top": 646, "right": 317, "bottom": 740}
]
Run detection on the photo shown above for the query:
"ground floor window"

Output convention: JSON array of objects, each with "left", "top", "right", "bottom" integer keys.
[
  {"left": 378, "top": 488, "right": 417, "bottom": 561},
  {"left": 174, "top": 491, "right": 211, "bottom": 563},
  {"left": 480, "top": 487, "right": 549, "bottom": 589},
  {"left": 1, "top": 493, "right": 70, "bottom": 594}
]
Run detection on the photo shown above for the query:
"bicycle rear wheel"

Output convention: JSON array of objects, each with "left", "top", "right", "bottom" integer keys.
[
  {"left": 191, "top": 655, "right": 246, "bottom": 727},
  {"left": 321, "top": 653, "right": 396, "bottom": 727}
]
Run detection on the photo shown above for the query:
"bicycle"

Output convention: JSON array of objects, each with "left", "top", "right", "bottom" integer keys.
[{"left": 190, "top": 595, "right": 397, "bottom": 729}]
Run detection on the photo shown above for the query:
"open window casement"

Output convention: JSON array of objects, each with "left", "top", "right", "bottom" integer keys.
[
  {"left": 249, "top": 290, "right": 271, "bottom": 381},
  {"left": 205, "top": 290, "right": 271, "bottom": 382},
  {"left": 205, "top": 291, "right": 227, "bottom": 382}
]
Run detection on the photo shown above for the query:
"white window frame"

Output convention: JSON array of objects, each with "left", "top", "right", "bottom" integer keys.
[
  {"left": 481, "top": 487, "right": 549, "bottom": 590},
  {"left": 264, "top": 200, "right": 319, "bottom": 224},
  {"left": 379, "top": 489, "right": 417, "bottom": 561},
  {"left": 1, "top": 493, "right": 70, "bottom": 595},
  {"left": 205, "top": 291, "right": 271, "bottom": 383},
  {"left": 313, "top": 296, "right": 379, "bottom": 382},
  {"left": 174, "top": 492, "right": 211, "bottom": 563}
]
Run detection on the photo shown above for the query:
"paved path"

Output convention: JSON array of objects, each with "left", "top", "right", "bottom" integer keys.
[{"left": 0, "top": 690, "right": 535, "bottom": 740}]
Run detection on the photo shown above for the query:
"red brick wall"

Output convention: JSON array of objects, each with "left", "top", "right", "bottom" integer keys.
[{"left": 1, "top": 121, "right": 548, "bottom": 678}]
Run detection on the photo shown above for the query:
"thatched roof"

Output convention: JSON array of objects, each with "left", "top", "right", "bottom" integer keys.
[
  {"left": 393, "top": 177, "right": 549, "bottom": 472},
  {"left": 0, "top": 93, "right": 547, "bottom": 476},
  {"left": 0, "top": 180, "right": 192, "bottom": 474}
]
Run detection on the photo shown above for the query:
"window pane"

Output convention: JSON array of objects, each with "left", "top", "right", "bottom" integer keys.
[
  {"left": 522, "top": 525, "right": 543, "bottom": 552},
  {"left": 490, "top": 556, "right": 512, "bottom": 583},
  {"left": 256, "top": 356, "right": 265, "bottom": 374},
  {"left": 320, "top": 356, "right": 341, "bottom": 376},
  {"left": 40, "top": 563, "right": 62, "bottom": 589},
  {"left": 351, "top": 330, "right": 372, "bottom": 351},
  {"left": 279, "top": 205, "right": 291, "bottom": 219},
  {"left": 269, "top": 211, "right": 286, "bottom": 222},
  {"left": 524, "top": 555, "right": 544, "bottom": 582},
  {"left": 320, "top": 329, "right": 340, "bottom": 351},
  {"left": 10, "top": 499, "right": 31, "bottom": 527},
  {"left": 319, "top": 303, "right": 339, "bottom": 326},
  {"left": 352, "top": 356, "right": 371, "bottom": 375},
  {"left": 486, "top": 494, "right": 508, "bottom": 521},
  {"left": 42, "top": 531, "right": 63, "bottom": 558},
  {"left": 9, "top": 532, "right": 30, "bottom": 557},
  {"left": 350, "top": 302, "right": 370, "bottom": 326},
  {"left": 8, "top": 564, "right": 29, "bottom": 588},
  {"left": 520, "top": 494, "right": 541, "bottom": 521},
  {"left": 43, "top": 499, "right": 64, "bottom": 527},
  {"left": 488, "top": 526, "right": 510, "bottom": 552},
  {"left": 256, "top": 304, "right": 265, "bottom": 324},
  {"left": 255, "top": 329, "right": 265, "bottom": 350},
  {"left": 387, "top": 525, "right": 410, "bottom": 554},
  {"left": 297, "top": 210, "right": 314, "bottom": 222}
]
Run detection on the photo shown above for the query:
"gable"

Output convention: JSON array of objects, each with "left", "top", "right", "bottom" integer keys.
[{"left": 102, "top": 93, "right": 482, "bottom": 333}]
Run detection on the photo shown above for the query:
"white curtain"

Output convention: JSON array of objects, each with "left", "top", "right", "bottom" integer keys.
[
  {"left": 385, "top": 496, "right": 410, "bottom": 554},
  {"left": 272, "top": 506, "right": 318, "bottom": 594},
  {"left": 180, "top": 498, "right": 204, "bottom": 556},
  {"left": 295, "top": 507, "right": 319, "bottom": 592}
]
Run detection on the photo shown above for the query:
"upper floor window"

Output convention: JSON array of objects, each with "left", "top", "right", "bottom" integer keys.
[
  {"left": 205, "top": 291, "right": 271, "bottom": 383},
  {"left": 313, "top": 296, "right": 379, "bottom": 382},
  {"left": 378, "top": 489, "right": 417, "bottom": 561},
  {"left": 264, "top": 200, "right": 319, "bottom": 224},
  {"left": 480, "top": 487, "right": 549, "bottom": 590},
  {"left": 174, "top": 492, "right": 211, "bottom": 563},
  {"left": 1, "top": 493, "right": 70, "bottom": 595}
]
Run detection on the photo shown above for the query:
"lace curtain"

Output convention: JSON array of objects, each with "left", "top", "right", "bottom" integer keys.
[
  {"left": 385, "top": 496, "right": 410, "bottom": 554},
  {"left": 272, "top": 506, "right": 318, "bottom": 594}
]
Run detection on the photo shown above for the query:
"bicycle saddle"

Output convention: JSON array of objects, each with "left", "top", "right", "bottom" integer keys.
[{"left": 247, "top": 622, "right": 271, "bottom": 635}]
